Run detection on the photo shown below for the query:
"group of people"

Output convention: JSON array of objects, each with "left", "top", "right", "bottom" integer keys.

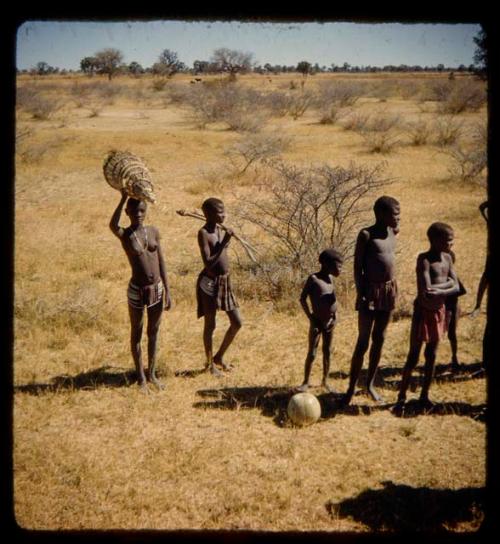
[{"left": 109, "top": 189, "right": 489, "bottom": 408}]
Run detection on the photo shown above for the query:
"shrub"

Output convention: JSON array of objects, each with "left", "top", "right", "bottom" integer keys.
[
  {"left": 318, "top": 105, "right": 349, "bottom": 125},
  {"left": 287, "top": 90, "right": 314, "bottom": 120},
  {"left": 151, "top": 78, "right": 168, "bottom": 92},
  {"left": 224, "top": 131, "right": 292, "bottom": 175},
  {"left": 263, "top": 91, "right": 293, "bottom": 117},
  {"left": 182, "top": 80, "right": 268, "bottom": 130},
  {"left": 445, "top": 144, "right": 487, "bottom": 183},
  {"left": 444, "top": 124, "right": 487, "bottom": 183},
  {"left": 19, "top": 91, "right": 64, "bottom": 120},
  {"left": 369, "top": 80, "right": 398, "bottom": 101},
  {"left": 405, "top": 119, "right": 433, "bottom": 146},
  {"left": 362, "top": 131, "right": 400, "bottom": 154},
  {"left": 316, "top": 80, "right": 363, "bottom": 108},
  {"left": 424, "top": 80, "right": 453, "bottom": 102},
  {"left": 235, "top": 159, "right": 392, "bottom": 280},
  {"left": 433, "top": 116, "right": 464, "bottom": 147},
  {"left": 439, "top": 80, "right": 487, "bottom": 114},
  {"left": 340, "top": 111, "right": 371, "bottom": 132}
]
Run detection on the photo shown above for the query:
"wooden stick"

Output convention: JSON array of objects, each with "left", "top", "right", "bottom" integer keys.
[{"left": 176, "top": 209, "right": 258, "bottom": 263}]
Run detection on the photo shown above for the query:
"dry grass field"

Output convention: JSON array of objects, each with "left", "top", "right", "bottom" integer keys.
[{"left": 14, "top": 72, "right": 488, "bottom": 533}]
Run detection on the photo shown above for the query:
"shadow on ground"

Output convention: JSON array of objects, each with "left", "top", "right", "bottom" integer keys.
[
  {"left": 194, "top": 384, "right": 486, "bottom": 426},
  {"left": 14, "top": 365, "right": 137, "bottom": 395},
  {"left": 194, "top": 386, "right": 295, "bottom": 426},
  {"left": 329, "top": 361, "right": 486, "bottom": 392},
  {"left": 326, "top": 481, "right": 485, "bottom": 532},
  {"left": 390, "top": 399, "right": 486, "bottom": 422}
]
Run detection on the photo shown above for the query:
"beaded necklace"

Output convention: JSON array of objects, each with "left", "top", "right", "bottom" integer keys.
[{"left": 132, "top": 226, "right": 148, "bottom": 252}]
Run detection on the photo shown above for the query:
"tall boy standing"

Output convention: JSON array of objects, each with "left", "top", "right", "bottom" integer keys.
[{"left": 343, "top": 196, "right": 400, "bottom": 405}]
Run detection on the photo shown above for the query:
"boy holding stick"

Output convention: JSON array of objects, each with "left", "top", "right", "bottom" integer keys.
[{"left": 194, "top": 198, "right": 243, "bottom": 376}]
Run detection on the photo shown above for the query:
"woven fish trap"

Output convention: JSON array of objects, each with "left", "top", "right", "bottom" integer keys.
[{"left": 103, "top": 150, "right": 156, "bottom": 203}]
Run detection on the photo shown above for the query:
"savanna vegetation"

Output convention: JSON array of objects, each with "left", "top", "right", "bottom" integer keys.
[{"left": 14, "top": 69, "right": 487, "bottom": 532}]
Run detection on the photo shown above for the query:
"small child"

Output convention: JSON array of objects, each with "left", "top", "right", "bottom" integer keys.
[
  {"left": 196, "top": 197, "right": 242, "bottom": 376},
  {"left": 343, "top": 196, "right": 400, "bottom": 405},
  {"left": 297, "top": 248, "right": 343, "bottom": 393},
  {"left": 396, "top": 222, "right": 459, "bottom": 408}
]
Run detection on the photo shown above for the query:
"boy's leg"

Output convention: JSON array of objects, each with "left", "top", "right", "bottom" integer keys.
[
  {"left": 447, "top": 305, "right": 459, "bottom": 369},
  {"left": 366, "top": 311, "right": 392, "bottom": 402},
  {"left": 397, "top": 314, "right": 423, "bottom": 403},
  {"left": 128, "top": 305, "right": 147, "bottom": 388},
  {"left": 297, "top": 323, "right": 320, "bottom": 391},
  {"left": 199, "top": 291, "right": 221, "bottom": 376},
  {"left": 213, "top": 308, "right": 242, "bottom": 369},
  {"left": 146, "top": 300, "right": 164, "bottom": 389},
  {"left": 343, "top": 310, "right": 374, "bottom": 404},
  {"left": 321, "top": 328, "right": 336, "bottom": 393},
  {"left": 420, "top": 341, "right": 438, "bottom": 404}
]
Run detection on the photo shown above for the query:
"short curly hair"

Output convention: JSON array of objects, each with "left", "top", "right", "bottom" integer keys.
[
  {"left": 427, "top": 222, "right": 454, "bottom": 241},
  {"left": 319, "top": 248, "right": 344, "bottom": 266},
  {"left": 201, "top": 197, "right": 224, "bottom": 216}
]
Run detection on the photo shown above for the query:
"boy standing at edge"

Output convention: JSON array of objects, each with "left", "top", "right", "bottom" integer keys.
[
  {"left": 297, "top": 248, "right": 344, "bottom": 393},
  {"left": 196, "top": 198, "right": 242, "bottom": 376},
  {"left": 343, "top": 196, "right": 400, "bottom": 405},
  {"left": 396, "top": 222, "right": 459, "bottom": 408}
]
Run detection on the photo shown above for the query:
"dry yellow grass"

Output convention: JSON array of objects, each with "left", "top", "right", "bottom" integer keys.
[{"left": 14, "top": 73, "right": 487, "bottom": 532}]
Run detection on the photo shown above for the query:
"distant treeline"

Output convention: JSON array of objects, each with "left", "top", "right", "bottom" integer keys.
[
  {"left": 19, "top": 46, "right": 483, "bottom": 79},
  {"left": 19, "top": 61, "right": 477, "bottom": 77}
]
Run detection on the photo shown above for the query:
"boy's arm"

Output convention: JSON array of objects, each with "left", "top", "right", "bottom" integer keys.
[
  {"left": 109, "top": 189, "right": 128, "bottom": 239},
  {"left": 299, "top": 276, "right": 313, "bottom": 320},
  {"left": 416, "top": 254, "right": 430, "bottom": 298},
  {"left": 472, "top": 269, "right": 489, "bottom": 315},
  {"left": 197, "top": 227, "right": 233, "bottom": 271},
  {"left": 427, "top": 256, "right": 460, "bottom": 296},
  {"left": 353, "top": 230, "right": 369, "bottom": 297},
  {"left": 155, "top": 228, "right": 171, "bottom": 310}
]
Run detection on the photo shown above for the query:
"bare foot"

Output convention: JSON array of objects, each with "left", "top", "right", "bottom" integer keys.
[
  {"left": 209, "top": 364, "right": 223, "bottom": 377},
  {"left": 214, "top": 357, "right": 234, "bottom": 372},
  {"left": 367, "top": 386, "right": 383, "bottom": 403},
  {"left": 149, "top": 376, "right": 165, "bottom": 390},
  {"left": 296, "top": 383, "right": 310, "bottom": 393},
  {"left": 137, "top": 380, "right": 149, "bottom": 393}
]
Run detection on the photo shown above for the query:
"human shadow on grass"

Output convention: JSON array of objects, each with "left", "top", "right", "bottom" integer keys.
[
  {"left": 325, "top": 481, "right": 485, "bottom": 532},
  {"left": 14, "top": 365, "right": 138, "bottom": 395},
  {"left": 174, "top": 367, "right": 208, "bottom": 378},
  {"left": 390, "top": 399, "right": 487, "bottom": 422},
  {"left": 194, "top": 386, "right": 301, "bottom": 426},
  {"left": 194, "top": 386, "right": 486, "bottom": 425},
  {"left": 329, "top": 361, "right": 486, "bottom": 393}
]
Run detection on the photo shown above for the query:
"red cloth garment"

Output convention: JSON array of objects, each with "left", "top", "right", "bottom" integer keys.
[{"left": 413, "top": 301, "right": 448, "bottom": 343}]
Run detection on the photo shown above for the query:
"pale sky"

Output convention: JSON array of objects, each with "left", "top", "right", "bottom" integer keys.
[{"left": 16, "top": 19, "right": 482, "bottom": 71}]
